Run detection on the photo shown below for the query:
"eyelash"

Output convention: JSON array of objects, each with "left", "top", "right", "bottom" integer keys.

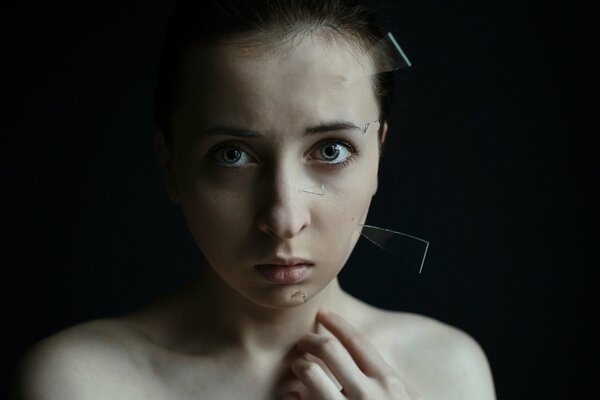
[{"left": 207, "top": 139, "right": 359, "bottom": 171}]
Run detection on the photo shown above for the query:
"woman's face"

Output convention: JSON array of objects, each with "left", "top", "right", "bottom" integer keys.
[{"left": 162, "top": 34, "right": 385, "bottom": 308}]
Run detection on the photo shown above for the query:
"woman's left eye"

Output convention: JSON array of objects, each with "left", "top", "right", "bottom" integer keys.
[
  {"left": 310, "top": 140, "right": 357, "bottom": 166},
  {"left": 210, "top": 145, "right": 253, "bottom": 167}
]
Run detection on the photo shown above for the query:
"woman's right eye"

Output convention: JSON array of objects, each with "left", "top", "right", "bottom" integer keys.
[{"left": 209, "top": 145, "right": 253, "bottom": 167}]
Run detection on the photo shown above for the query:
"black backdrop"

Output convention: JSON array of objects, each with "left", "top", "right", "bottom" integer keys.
[{"left": 1, "top": 0, "right": 590, "bottom": 398}]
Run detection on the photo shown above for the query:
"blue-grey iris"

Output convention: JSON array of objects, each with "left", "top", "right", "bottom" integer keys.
[{"left": 321, "top": 144, "right": 341, "bottom": 161}]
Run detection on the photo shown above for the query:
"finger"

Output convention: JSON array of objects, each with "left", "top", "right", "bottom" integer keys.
[
  {"left": 291, "top": 354, "right": 346, "bottom": 400},
  {"left": 280, "top": 388, "right": 308, "bottom": 400},
  {"left": 296, "top": 333, "right": 366, "bottom": 398},
  {"left": 280, "top": 392, "right": 302, "bottom": 400},
  {"left": 316, "top": 310, "right": 394, "bottom": 378},
  {"left": 280, "top": 376, "right": 313, "bottom": 400}
]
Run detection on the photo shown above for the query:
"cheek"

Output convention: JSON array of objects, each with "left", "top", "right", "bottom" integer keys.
[
  {"left": 179, "top": 177, "right": 255, "bottom": 264},
  {"left": 324, "top": 144, "right": 379, "bottom": 251},
  {"left": 310, "top": 172, "right": 376, "bottom": 267}
]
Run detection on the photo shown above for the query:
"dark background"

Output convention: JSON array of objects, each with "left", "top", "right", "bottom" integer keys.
[{"left": 1, "top": 0, "right": 590, "bottom": 398}]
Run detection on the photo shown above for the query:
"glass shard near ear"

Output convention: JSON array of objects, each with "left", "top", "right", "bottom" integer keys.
[
  {"left": 359, "top": 224, "right": 429, "bottom": 273},
  {"left": 363, "top": 120, "right": 380, "bottom": 135}
]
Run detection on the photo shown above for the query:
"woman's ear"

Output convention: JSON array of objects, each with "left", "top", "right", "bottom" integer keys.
[
  {"left": 373, "top": 121, "right": 389, "bottom": 196},
  {"left": 154, "top": 129, "right": 180, "bottom": 205},
  {"left": 380, "top": 120, "right": 388, "bottom": 145}
]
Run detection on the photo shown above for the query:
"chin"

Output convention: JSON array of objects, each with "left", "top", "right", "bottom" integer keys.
[{"left": 242, "top": 284, "right": 315, "bottom": 309}]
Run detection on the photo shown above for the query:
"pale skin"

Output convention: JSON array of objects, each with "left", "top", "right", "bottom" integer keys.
[{"left": 10, "top": 33, "right": 496, "bottom": 400}]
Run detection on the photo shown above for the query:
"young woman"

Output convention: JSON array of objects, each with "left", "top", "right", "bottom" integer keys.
[{"left": 12, "top": 1, "right": 496, "bottom": 399}]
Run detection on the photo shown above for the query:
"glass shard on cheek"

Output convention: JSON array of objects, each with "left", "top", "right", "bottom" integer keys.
[{"left": 299, "top": 184, "right": 326, "bottom": 196}]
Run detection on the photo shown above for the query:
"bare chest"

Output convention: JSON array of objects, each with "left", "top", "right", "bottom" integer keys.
[{"left": 114, "top": 353, "right": 304, "bottom": 400}]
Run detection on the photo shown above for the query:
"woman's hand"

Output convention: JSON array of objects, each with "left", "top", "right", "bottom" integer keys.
[{"left": 289, "top": 310, "right": 420, "bottom": 400}]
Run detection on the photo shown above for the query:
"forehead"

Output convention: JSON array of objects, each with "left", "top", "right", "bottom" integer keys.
[{"left": 173, "top": 33, "right": 379, "bottom": 132}]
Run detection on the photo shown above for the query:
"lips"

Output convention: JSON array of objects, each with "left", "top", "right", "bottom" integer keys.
[
  {"left": 255, "top": 257, "right": 314, "bottom": 283},
  {"left": 257, "top": 257, "right": 314, "bottom": 266}
]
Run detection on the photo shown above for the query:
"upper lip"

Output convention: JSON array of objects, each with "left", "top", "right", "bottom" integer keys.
[{"left": 256, "top": 257, "right": 314, "bottom": 266}]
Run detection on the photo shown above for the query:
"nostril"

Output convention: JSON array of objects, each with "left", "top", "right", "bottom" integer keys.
[
  {"left": 259, "top": 221, "right": 307, "bottom": 241},
  {"left": 256, "top": 204, "right": 310, "bottom": 240}
]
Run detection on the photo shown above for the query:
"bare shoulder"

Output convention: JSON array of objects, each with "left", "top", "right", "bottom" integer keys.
[
  {"left": 338, "top": 295, "right": 495, "bottom": 399},
  {"left": 371, "top": 309, "right": 497, "bottom": 400},
  {"left": 10, "top": 318, "right": 148, "bottom": 400}
]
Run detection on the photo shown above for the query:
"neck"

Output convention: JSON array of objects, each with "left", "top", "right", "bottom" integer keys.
[{"left": 194, "top": 265, "right": 349, "bottom": 360}]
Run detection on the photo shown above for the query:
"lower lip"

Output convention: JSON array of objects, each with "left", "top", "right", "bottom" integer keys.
[{"left": 255, "top": 265, "right": 312, "bottom": 283}]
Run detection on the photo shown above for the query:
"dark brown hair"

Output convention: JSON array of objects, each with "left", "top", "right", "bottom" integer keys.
[{"left": 153, "top": 0, "right": 395, "bottom": 142}]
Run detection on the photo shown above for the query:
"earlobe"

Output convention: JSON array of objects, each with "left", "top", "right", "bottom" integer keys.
[{"left": 154, "top": 130, "right": 180, "bottom": 205}]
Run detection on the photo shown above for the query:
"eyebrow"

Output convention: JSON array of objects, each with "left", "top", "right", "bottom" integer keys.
[
  {"left": 304, "top": 121, "right": 362, "bottom": 136},
  {"left": 200, "top": 121, "right": 362, "bottom": 138},
  {"left": 200, "top": 126, "right": 262, "bottom": 138}
]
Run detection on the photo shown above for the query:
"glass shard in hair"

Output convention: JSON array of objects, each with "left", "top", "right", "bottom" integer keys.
[
  {"left": 356, "top": 33, "right": 409, "bottom": 135},
  {"left": 385, "top": 32, "right": 412, "bottom": 69},
  {"left": 370, "top": 32, "right": 412, "bottom": 74}
]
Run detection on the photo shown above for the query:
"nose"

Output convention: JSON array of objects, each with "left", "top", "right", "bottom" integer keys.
[{"left": 255, "top": 162, "right": 312, "bottom": 240}]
